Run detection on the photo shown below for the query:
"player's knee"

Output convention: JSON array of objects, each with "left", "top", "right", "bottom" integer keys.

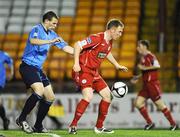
[
  {"left": 102, "top": 93, "right": 112, "bottom": 102},
  {"left": 32, "top": 87, "right": 45, "bottom": 96},
  {"left": 134, "top": 100, "right": 142, "bottom": 108},
  {"left": 83, "top": 94, "right": 93, "bottom": 102},
  {"left": 45, "top": 94, "right": 55, "bottom": 102}
]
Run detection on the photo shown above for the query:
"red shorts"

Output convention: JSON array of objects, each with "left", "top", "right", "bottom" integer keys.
[
  {"left": 72, "top": 67, "right": 107, "bottom": 92},
  {"left": 138, "top": 80, "right": 162, "bottom": 102}
]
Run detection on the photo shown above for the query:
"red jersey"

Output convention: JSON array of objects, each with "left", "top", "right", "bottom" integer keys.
[
  {"left": 141, "top": 53, "right": 159, "bottom": 82},
  {"left": 78, "top": 32, "right": 112, "bottom": 69}
]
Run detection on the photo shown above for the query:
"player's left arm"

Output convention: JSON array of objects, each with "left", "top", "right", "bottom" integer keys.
[
  {"left": 106, "top": 52, "right": 128, "bottom": 71},
  {"left": 62, "top": 45, "right": 74, "bottom": 55},
  {"left": 4, "top": 52, "right": 14, "bottom": 81},
  {"left": 138, "top": 59, "right": 160, "bottom": 71}
]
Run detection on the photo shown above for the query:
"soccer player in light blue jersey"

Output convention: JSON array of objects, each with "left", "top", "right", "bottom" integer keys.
[
  {"left": 0, "top": 50, "right": 13, "bottom": 130},
  {"left": 16, "top": 11, "right": 73, "bottom": 133}
]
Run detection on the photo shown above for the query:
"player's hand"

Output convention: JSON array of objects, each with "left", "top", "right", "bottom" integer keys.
[
  {"left": 138, "top": 64, "right": 146, "bottom": 70},
  {"left": 50, "top": 37, "right": 61, "bottom": 43},
  {"left": 116, "top": 65, "right": 128, "bottom": 72},
  {"left": 73, "top": 64, "right": 81, "bottom": 72},
  {"left": 130, "top": 76, "right": 139, "bottom": 84}
]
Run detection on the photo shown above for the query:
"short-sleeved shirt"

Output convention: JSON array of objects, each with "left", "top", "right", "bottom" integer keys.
[
  {"left": 141, "top": 53, "right": 159, "bottom": 82},
  {"left": 78, "top": 32, "right": 112, "bottom": 70},
  {"left": 22, "top": 23, "right": 67, "bottom": 69},
  {"left": 0, "top": 51, "right": 13, "bottom": 88},
  {"left": 72, "top": 32, "right": 112, "bottom": 91}
]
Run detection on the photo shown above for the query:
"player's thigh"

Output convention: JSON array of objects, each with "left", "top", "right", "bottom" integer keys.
[
  {"left": 19, "top": 62, "right": 43, "bottom": 89},
  {"left": 134, "top": 96, "right": 146, "bottom": 108},
  {"left": 76, "top": 71, "right": 94, "bottom": 91},
  {"left": 31, "top": 82, "right": 45, "bottom": 96},
  {"left": 98, "top": 86, "right": 112, "bottom": 102},
  {"left": 154, "top": 98, "right": 166, "bottom": 110},
  {"left": 43, "top": 85, "right": 55, "bottom": 102},
  {"left": 147, "top": 81, "right": 161, "bottom": 102}
]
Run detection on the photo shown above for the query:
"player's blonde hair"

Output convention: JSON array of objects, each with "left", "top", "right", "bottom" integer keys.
[{"left": 106, "top": 19, "right": 124, "bottom": 30}]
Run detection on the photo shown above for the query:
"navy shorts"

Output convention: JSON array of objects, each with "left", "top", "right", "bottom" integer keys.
[{"left": 19, "top": 62, "right": 50, "bottom": 89}]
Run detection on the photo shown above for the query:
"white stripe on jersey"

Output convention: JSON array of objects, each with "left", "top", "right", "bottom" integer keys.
[{"left": 78, "top": 40, "right": 87, "bottom": 49}]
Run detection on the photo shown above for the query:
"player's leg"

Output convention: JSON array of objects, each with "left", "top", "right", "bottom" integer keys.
[
  {"left": 94, "top": 87, "right": 114, "bottom": 134},
  {"left": 154, "top": 99, "right": 177, "bottom": 130},
  {"left": 69, "top": 71, "right": 94, "bottom": 134},
  {"left": 93, "top": 77, "right": 114, "bottom": 134},
  {"left": 16, "top": 83, "right": 44, "bottom": 133},
  {"left": 134, "top": 95, "right": 154, "bottom": 130},
  {"left": 69, "top": 87, "right": 93, "bottom": 134},
  {"left": 148, "top": 80, "right": 177, "bottom": 130},
  {"left": 16, "top": 63, "right": 44, "bottom": 133},
  {"left": 33, "top": 84, "right": 54, "bottom": 133},
  {"left": 0, "top": 97, "right": 10, "bottom": 130}
]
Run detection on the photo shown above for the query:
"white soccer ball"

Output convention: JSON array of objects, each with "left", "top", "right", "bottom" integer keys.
[{"left": 111, "top": 82, "right": 128, "bottom": 98}]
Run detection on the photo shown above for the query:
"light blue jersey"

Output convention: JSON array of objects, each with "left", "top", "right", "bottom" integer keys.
[
  {"left": 22, "top": 23, "right": 67, "bottom": 69},
  {"left": 0, "top": 51, "right": 13, "bottom": 88}
]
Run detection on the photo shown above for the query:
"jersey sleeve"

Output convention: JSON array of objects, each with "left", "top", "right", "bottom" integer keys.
[
  {"left": 152, "top": 56, "right": 160, "bottom": 67},
  {"left": 53, "top": 33, "right": 68, "bottom": 49},
  {"left": 77, "top": 34, "right": 101, "bottom": 49},
  {"left": 29, "top": 26, "right": 41, "bottom": 39},
  {"left": 3, "top": 52, "right": 13, "bottom": 68},
  {"left": 148, "top": 54, "right": 160, "bottom": 67}
]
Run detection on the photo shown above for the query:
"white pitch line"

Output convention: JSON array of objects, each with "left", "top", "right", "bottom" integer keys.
[
  {"left": 45, "top": 133, "right": 61, "bottom": 137},
  {"left": 34, "top": 133, "right": 61, "bottom": 137}
]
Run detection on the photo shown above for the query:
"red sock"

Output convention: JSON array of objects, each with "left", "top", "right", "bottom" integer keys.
[
  {"left": 95, "top": 100, "right": 110, "bottom": 128},
  {"left": 162, "top": 107, "right": 176, "bottom": 126},
  {"left": 70, "top": 99, "right": 89, "bottom": 127},
  {"left": 139, "top": 106, "right": 152, "bottom": 124}
]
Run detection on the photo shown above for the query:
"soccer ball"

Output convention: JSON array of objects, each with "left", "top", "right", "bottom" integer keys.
[{"left": 111, "top": 82, "right": 128, "bottom": 98}]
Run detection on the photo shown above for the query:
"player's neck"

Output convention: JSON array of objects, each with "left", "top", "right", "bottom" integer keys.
[
  {"left": 41, "top": 23, "right": 48, "bottom": 31},
  {"left": 143, "top": 50, "right": 151, "bottom": 55},
  {"left": 104, "top": 31, "right": 111, "bottom": 43}
]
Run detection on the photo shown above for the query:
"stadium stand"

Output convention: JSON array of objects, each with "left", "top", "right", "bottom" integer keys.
[
  {"left": 138, "top": 0, "right": 178, "bottom": 92},
  {"left": 1, "top": 0, "right": 178, "bottom": 93}
]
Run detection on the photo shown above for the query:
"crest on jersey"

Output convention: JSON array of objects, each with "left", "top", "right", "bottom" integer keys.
[
  {"left": 82, "top": 79, "right": 87, "bottom": 84},
  {"left": 97, "top": 52, "right": 107, "bottom": 59}
]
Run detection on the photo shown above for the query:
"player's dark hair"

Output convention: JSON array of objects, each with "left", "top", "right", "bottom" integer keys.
[
  {"left": 138, "top": 40, "right": 150, "bottom": 49},
  {"left": 42, "top": 11, "right": 58, "bottom": 22},
  {"left": 106, "top": 19, "right": 124, "bottom": 30}
]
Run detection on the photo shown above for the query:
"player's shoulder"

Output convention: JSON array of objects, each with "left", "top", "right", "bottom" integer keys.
[
  {"left": 147, "top": 52, "right": 157, "bottom": 59},
  {"left": 30, "top": 24, "right": 41, "bottom": 32},
  {"left": 89, "top": 32, "right": 104, "bottom": 41}
]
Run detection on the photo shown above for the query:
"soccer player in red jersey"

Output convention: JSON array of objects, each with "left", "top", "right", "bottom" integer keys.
[
  {"left": 131, "top": 40, "right": 178, "bottom": 131},
  {"left": 68, "top": 19, "right": 128, "bottom": 134}
]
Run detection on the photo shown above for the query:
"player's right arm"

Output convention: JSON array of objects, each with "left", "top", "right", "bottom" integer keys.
[
  {"left": 73, "top": 42, "right": 82, "bottom": 72},
  {"left": 130, "top": 74, "right": 142, "bottom": 84},
  {"left": 29, "top": 26, "right": 61, "bottom": 46},
  {"left": 30, "top": 37, "right": 61, "bottom": 45}
]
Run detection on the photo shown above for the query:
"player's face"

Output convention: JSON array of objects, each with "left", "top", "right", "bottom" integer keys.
[
  {"left": 47, "top": 17, "right": 58, "bottom": 30},
  {"left": 137, "top": 44, "right": 145, "bottom": 54},
  {"left": 111, "top": 26, "right": 123, "bottom": 40}
]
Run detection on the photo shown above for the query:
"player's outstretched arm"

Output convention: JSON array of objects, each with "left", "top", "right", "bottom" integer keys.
[
  {"left": 106, "top": 52, "right": 128, "bottom": 71},
  {"left": 73, "top": 42, "right": 82, "bottom": 72},
  {"left": 62, "top": 45, "right": 74, "bottom": 55},
  {"left": 30, "top": 37, "right": 61, "bottom": 45}
]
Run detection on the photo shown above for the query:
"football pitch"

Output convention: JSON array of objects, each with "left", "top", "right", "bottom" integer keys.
[{"left": 0, "top": 129, "right": 180, "bottom": 137}]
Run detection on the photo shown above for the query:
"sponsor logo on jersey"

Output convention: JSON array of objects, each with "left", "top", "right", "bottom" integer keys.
[
  {"left": 97, "top": 52, "right": 107, "bottom": 59},
  {"left": 86, "top": 37, "right": 92, "bottom": 44},
  {"left": 82, "top": 79, "right": 87, "bottom": 84},
  {"left": 78, "top": 40, "right": 87, "bottom": 47},
  {"left": 33, "top": 32, "right": 38, "bottom": 38}
]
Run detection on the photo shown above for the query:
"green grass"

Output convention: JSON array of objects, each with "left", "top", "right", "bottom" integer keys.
[{"left": 0, "top": 129, "right": 180, "bottom": 137}]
